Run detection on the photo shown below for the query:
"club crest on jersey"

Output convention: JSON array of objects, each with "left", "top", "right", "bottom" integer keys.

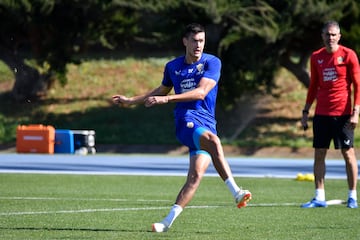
[
  {"left": 317, "top": 59, "right": 323, "bottom": 64},
  {"left": 196, "top": 63, "right": 204, "bottom": 73},
  {"left": 337, "top": 56, "right": 344, "bottom": 64}
]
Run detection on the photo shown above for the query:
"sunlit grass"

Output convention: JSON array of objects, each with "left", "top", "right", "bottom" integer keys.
[{"left": 0, "top": 174, "right": 359, "bottom": 239}]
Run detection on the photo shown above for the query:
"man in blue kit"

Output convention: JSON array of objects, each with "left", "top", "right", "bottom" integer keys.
[{"left": 112, "top": 23, "right": 252, "bottom": 232}]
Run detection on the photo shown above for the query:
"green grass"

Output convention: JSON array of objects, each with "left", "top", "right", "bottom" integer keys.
[
  {"left": 0, "top": 61, "right": 13, "bottom": 83},
  {"left": 0, "top": 173, "right": 359, "bottom": 239}
]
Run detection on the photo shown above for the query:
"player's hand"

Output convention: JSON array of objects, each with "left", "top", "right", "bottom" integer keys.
[
  {"left": 112, "top": 95, "right": 131, "bottom": 107},
  {"left": 301, "top": 112, "right": 308, "bottom": 131},
  {"left": 350, "top": 113, "right": 359, "bottom": 129},
  {"left": 144, "top": 96, "right": 168, "bottom": 107}
]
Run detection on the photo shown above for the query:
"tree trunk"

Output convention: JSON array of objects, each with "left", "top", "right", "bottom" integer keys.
[
  {"left": 279, "top": 50, "right": 311, "bottom": 88},
  {"left": 0, "top": 45, "right": 50, "bottom": 102}
]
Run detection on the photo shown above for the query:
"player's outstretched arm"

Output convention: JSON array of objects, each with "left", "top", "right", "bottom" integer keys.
[
  {"left": 144, "top": 77, "right": 216, "bottom": 107},
  {"left": 112, "top": 85, "right": 172, "bottom": 107}
]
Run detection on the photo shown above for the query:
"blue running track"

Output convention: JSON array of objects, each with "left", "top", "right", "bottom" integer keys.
[{"left": 0, "top": 153, "right": 352, "bottom": 179}]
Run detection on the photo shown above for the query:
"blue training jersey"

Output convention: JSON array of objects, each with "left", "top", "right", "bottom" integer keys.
[{"left": 161, "top": 53, "right": 221, "bottom": 126}]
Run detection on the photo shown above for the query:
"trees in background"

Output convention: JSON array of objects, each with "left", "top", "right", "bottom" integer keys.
[
  {"left": 0, "top": 0, "right": 140, "bottom": 101},
  {"left": 0, "top": 0, "right": 359, "bottom": 106},
  {"left": 197, "top": 0, "right": 358, "bottom": 106}
]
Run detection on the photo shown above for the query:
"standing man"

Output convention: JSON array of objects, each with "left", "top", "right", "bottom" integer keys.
[
  {"left": 112, "top": 23, "right": 252, "bottom": 232},
  {"left": 301, "top": 20, "right": 360, "bottom": 208}
]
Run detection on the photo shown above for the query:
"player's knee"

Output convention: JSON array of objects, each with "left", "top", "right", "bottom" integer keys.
[
  {"left": 341, "top": 148, "right": 355, "bottom": 161},
  {"left": 187, "top": 172, "right": 203, "bottom": 187},
  {"left": 206, "top": 135, "right": 222, "bottom": 157},
  {"left": 202, "top": 132, "right": 221, "bottom": 147}
]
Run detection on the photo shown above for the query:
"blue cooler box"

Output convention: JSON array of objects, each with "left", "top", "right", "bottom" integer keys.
[{"left": 55, "top": 129, "right": 75, "bottom": 154}]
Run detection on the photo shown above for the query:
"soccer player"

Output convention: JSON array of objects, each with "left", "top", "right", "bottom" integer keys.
[
  {"left": 112, "top": 23, "right": 252, "bottom": 232},
  {"left": 301, "top": 20, "right": 360, "bottom": 208}
]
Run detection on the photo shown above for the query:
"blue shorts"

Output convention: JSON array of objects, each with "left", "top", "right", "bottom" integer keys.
[{"left": 175, "top": 117, "right": 216, "bottom": 157}]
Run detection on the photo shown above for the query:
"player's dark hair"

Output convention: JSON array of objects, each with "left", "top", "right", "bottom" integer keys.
[{"left": 183, "top": 23, "right": 205, "bottom": 38}]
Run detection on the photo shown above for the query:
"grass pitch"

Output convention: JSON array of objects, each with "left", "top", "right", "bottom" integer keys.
[{"left": 0, "top": 174, "right": 359, "bottom": 240}]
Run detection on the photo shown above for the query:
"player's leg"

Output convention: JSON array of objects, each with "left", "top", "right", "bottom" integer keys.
[
  {"left": 195, "top": 128, "right": 251, "bottom": 208},
  {"left": 341, "top": 148, "right": 358, "bottom": 189},
  {"left": 301, "top": 148, "right": 328, "bottom": 208},
  {"left": 343, "top": 148, "right": 358, "bottom": 208},
  {"left": 152, "top": 152, "right": 211, "bottom": 232},
  {"left": 301, "top": 115, "right": 330, "bottom": 208},
  {"left": 338, "top": 116, "right": 357, "bottom": 208},
  {"left": 314, "top": 148, "right": 327, "bottom": 194},
  {"left": 175, "top": 152, "right": 211, "bottom": 207},
  {"left": 199, "top": 130, "right": 229, "bottom": 180}
]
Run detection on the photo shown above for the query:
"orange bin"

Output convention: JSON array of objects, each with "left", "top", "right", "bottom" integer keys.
[{"left": 16, "top": 125, "right": 55, "bottom": 154}]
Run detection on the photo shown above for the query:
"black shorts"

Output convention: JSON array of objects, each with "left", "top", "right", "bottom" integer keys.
[{"left": 313, "top": 115, "right": 353, "bottom": 149}]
